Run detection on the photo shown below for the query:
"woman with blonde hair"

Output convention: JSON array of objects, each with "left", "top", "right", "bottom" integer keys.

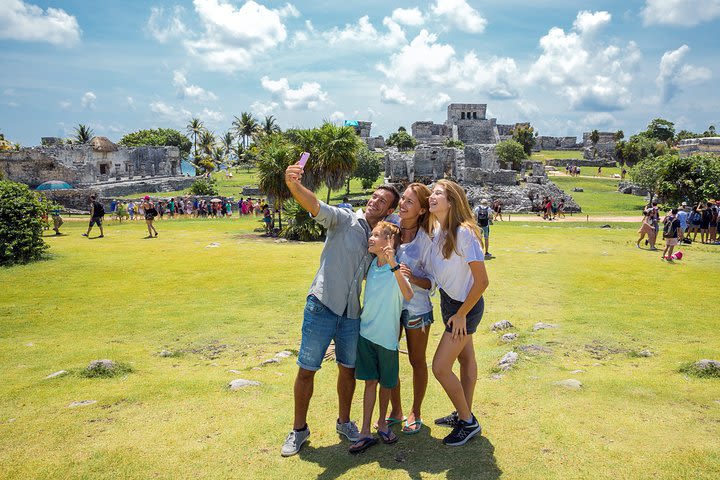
[
  {"left": 383, "top": 183, "right": 435, "bottom": 435},
  {"left": 427, "top": 179, "right": 489, "bottom": 447}
]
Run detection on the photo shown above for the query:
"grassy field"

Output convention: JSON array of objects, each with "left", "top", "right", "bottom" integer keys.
[
  {"left": 530, "top": 150, "right": 583, "bottom": 161},
  {"left": 1, "top": 217, "right": 719, "bottom": 479},
  {"left": 552, "top": 176, "right": 646, "bottom": 216}
]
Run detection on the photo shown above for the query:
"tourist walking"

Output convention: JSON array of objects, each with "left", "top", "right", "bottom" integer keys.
[
  {"left": 636, "top": 207, "right": 657, "bottom": 250},
  {"left": 51, "top": 208, "right": 63, "bottom": 235},
  {"left": 142, "top": 195, "right": 158, "bottom": 238},
  {"left": 473, "top": 199, "right": 493, "bottom": 257},
  {"left": 428, "top": 180, "right": 489, "bottom": 446},
  {"left": 385, "top": 183, "right": 434, "bottom": 435},
  {"left": 82, "top": 194, "right": 105, "bottom": 238},
  {"left": 280, "top": 160, "right": 399, "bottom": 457},
  {"left": 349, "top": 222, "right": 413, "bottom": 454},
  {"left": 661, "top": 209, "right": 681, "bottom": 261},
  {"left": 128, "top": 201, "right": 135, "bottom": 221}
]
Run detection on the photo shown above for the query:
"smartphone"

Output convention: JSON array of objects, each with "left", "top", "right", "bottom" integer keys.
[{"left": 297, "top": 152, "right": 310, "bottom": 167}]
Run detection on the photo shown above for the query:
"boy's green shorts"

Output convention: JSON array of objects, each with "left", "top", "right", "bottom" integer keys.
[{"left": 354, "top": 335, "right": 399, "bottom": 389}]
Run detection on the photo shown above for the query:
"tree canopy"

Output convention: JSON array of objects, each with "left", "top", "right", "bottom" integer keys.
[
  {"left": 386, "top": 129, "right": 417, "bottom": 151},
  {"left": 511, "top": 124, "right": 536, "bottom": 156},
  {"left": 119, "top": 128, "right": 192, "bottom": 157},
  {"left": 495, "top": 139, "right": 526, "bottom": 170}
]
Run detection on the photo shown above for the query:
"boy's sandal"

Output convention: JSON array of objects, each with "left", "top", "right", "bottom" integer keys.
[
  {"left": 378, "top": 429, "right": 398, "bottom": 444},
  {"left": 401, "top": 419, "right": 423, "bottom": 435},
  {"left": 349, "top": 437, "right": 378, "bottom": 454}
]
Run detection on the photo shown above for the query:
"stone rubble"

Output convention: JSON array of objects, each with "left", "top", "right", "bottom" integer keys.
[
  {"left": 497, "top": 352, "right": 519, "bottom": 371},
  {"left": 229, "top": 379, "right": 260, "bottom": 390}
]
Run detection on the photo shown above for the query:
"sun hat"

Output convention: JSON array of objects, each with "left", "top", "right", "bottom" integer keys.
[
  {"left": 681, "top": 202, "right": 687, "bottom": 206},
  {"left": 144, "top": 195, "right": 150, "bottom": 200}
]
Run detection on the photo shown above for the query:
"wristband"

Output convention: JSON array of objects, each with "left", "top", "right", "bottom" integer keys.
[{"left": 390, "top": 264, "right": 401, "bottom": 272}]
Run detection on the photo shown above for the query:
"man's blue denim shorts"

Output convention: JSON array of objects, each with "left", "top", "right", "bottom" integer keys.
[{"left": 297, "top": 295, "right": 360, "bottom": 371}]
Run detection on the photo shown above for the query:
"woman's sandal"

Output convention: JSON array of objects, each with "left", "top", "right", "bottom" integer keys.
[
  {"left": 401, "top": 419, "right": 423, "bottom": 435},
  {"left": 373, "top": 416, "right": 405, "bottom": 430},
  {"left": 349, "top": 436, "right": 378, "bottom": 454},
  {"left": 378, "top": 429, "right": 398, "bottom": 444}
]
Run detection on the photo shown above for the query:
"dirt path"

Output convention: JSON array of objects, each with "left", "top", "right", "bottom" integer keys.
[{"left": 500, "top": 214, "right": 639, "bottom": 223}]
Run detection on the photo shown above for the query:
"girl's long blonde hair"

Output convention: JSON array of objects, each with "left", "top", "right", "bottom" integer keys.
[
  {"left": 430, "top": 179, "right": 483, "bottom": 259},
  {"left": 405, "top": 182, "right": 432, "bottom": 234}
]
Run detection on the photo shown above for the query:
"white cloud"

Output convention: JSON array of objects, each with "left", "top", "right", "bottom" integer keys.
[
  {"left": 260, "top": 76, "right": 327, "bottom": 110},
  {"left": 80, "top": 91, "right": 96, "bottom": 109},
  {"left": 0, "top": 0, "right": 81, "bottom": 46},
  {"left": 391, "top": 8, "right": 424, "bottom": 26},
  {"left": 183, "top": 0, "right": 289, "bottom": 72},
  {"left": 642, "top": 0, "right": 720, "bottom": 27},
  {"left": 323, "top": 15, "right": 406, "bottom": 50},
  {"left": 582, "top": 112, "right": 616, "bottom": 128},
  {"left": 277, "top": 3, "right": 300, "bottom": 18},
  {"left": 429, "top": 92, "right": 451, "bottom": 110},
  {"left": 199, "top": 107, "right": 224, "bottom": 122},
  {"left": 330, "top": 111, "right": 345, "bottom": 122},
  {"left": 657, "top": 45, "right": 712, "bottom": 102},
  {"left": 380, "top": 84, "right": 414, "bottom": 105},
  {"left": 430, "top": 0, "right": 487, "bottom": 33},
  {"left": 126, "top": 96, "right": 136, "bottom": 110},
  {"left": 527, "top": 11, "right": 640, "bottom": 111},
  {"left": 377, "top": 30, "right": 519, "bottom": 98},
  {"left": 515, "top": 100, "right": 540, "bottom": 117},
  {"left": 149, "top": 101, "right": 192, "bottom": 120},
  {"left": 59, "top": 100, "right": 71, "bottom": 110},
  {"left": 172, "top": 71, "right": 217, "bottom": 101},
  {"left": 251, "top": 100, "right": 279, "bottom": 116},
  {"left": 3, "top": 89, "right": 16, "bottom": 96},
  {"left": 146, "top": 6, "right": 188, "bottom": 43}
]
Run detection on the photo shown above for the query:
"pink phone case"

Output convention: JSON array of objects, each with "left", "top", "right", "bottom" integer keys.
[{"left": 298, "top": 152, "right": 310, "bottom": 167}]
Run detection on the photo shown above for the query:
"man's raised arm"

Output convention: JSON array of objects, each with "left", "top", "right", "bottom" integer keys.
[{"left": 285, "top": 164, "right": 320, "bottom": 217}]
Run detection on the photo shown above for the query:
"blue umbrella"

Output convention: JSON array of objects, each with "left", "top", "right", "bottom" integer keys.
[
  {"left": 36, "top": 181, "right": 72, "bottom": 190},
  {"left": 344, "top": 120, "right": 359, "bottom": 126}
]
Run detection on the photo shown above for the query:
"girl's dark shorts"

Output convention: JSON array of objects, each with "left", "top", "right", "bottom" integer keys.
[{"left": 439, "top": 289, "right": 484, "bottom": 335}]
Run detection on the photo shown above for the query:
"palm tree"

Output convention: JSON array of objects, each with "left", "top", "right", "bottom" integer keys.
[
  {"left": 262, "top": 115, "right": 281, "bottom": 135},
  {"left": 316, "top": 122, "right": 361, "bottom": 204},
  {"left": 232, "top": 112, "right": 259, "bottom": 149},
  {"left": 211, "top": 146, "right": 226, "bottom": 167},
  {"left": 186, "top": 118, "right": 204, "bottom": 159},
  {"left": 74, "top": 124, "right": 94, "bottom": 143},
  {"left": 199, "top": 130, "right": 216, "bottom": 157},
  {"left": 256, "top": 134, "right": 294, "bottom": 230},
  {"left": 285, "top": 128, "right": 323, "bottom": 191},
  {"left": 221, "top": 131, "right": 234, "bottom": 161}
]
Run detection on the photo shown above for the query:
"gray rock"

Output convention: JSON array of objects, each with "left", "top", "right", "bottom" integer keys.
[
  {"left": 570, "top": 369, "right": 585, "bottom": 374},
  {"left": 695, "top": 359, "right": 720, "bottom": 371},
  {"left": 274, "top": 350, "right": 293, "bottom": 358},
  {"left": 229, "top": 378, "right": 260, "bottom": 390},
  {"left": 533, "top": 322, "right": 557, "bottom": 331},
  {"left": 518, "top": 344, "right": 552, "bottom": 355},
  {"left": 261, "top": 358, "right": 279, "bottom": 366},
  {"left": 491, "top": 320, "right": 514, "bottom": 331},
  {"left": 274, "top": 238, "right": 288, "bottom": 243},
  {"left": 228, "top": 369, "right": 242, "bottom": 374},
  {"left": 69, "top": 400, "right": 97, "bottom": 408},
  {"left": 572, "top": 187, "right": 584, "bottom": 192},
  {"left": 86, "top": 359, "right": 117, "bottom": 373},
  {"left": 638, "top": 350, "right": 653, "bottom": 357},
  {"left": 497, "top": 351, "right": 519, "bottom": 371},
  {"left": 554, "top": 379, "right": 582, "bottom": 390},
  {"left": 491, "top": 374, "right": 504, "bottom": 380},
  {"left": 45, "top": 370, "right": 67, "bottom": 379},
  {"left": 502, "top": 333, "right": 518, "bottom": 343},
  {"left": 159, "top": 350, "right": 173, "bottom": 357}
]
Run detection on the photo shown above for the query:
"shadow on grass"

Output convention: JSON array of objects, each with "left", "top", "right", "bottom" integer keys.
[{"left": 299, "top": 426, "right": 501, "bottom": 479}]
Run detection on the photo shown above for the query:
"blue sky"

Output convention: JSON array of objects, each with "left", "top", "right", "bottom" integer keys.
[{"left": 1, "top": 0, "right": 718, "bottom": 147}]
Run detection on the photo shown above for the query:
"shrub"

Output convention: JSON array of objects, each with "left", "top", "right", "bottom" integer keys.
[
  {"left": 353, "top": 146, "right": 383, "bottom": 190},
  {"left": 444, "top": 138, "right": 465, "bottom": 149},
  {"left": 188, "top": 177, "right": 219, "bottom": 196},
  {"left": 0, "top": 180, "right": 49, "bottom": 266},
  {"left": 280, "top": 199, "right": 325, "bottom": 242},
  {"left": 496, "top": 140, "right": 526, "bottom": 170}
]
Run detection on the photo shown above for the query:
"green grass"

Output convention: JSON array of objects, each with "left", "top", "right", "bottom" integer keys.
[
  {"left": 1, "top": 219, "right": 719, "bottom": 479},
  {"left": 530, "top": 150, "right": 583, "bottom": 161},
  {"left": 553, "top": 176, "right": 646, "bottom": 216}
]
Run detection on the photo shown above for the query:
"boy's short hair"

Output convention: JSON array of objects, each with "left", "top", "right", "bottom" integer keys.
[{"left": 376, "top": 221, "right": 401, "bottom": 249}]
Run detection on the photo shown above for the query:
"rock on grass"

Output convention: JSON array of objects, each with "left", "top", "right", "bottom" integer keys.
[
  {"left": 69, "top": 400, "right": 97, "bottom": 408},
  {"left": 496, "top": 352, "right": 519, "bottom": 371},
  {"left": 554, "top": 379, "right": 583, "bottom": 390},
  {"left": 80, "top": 359, "right": 133, "bottom": 378},
  {"left": 533, "top": 322, "right": 557, "bottom": 331},
  {"left": 229, "top": 379, "right": 260, "bottom": 390},
  {"left": 491, "top": 320, "right": 514, "bottom": 331},
  {"left": 680, "top": 360, "right": 720, "bottom": 379},
  {"left": 45, "top": 370, "right": 67, "bottom": 379},
  {"left": 502, "top": 333, "right": 518, "bottom": 343}
]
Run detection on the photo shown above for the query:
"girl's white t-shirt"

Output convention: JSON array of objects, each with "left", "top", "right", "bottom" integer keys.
[
  {"left": 397, "top": 228, "right": 434, "bottom": 316},
  {"left": 429, "top": 225, "right": 485, "bottom": 302}
]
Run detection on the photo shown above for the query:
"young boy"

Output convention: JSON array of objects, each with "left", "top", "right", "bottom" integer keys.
[
  {"left": 662, "top": 208, "right": 681, "bottom": 261},
  {"left": 349, "top": 221, "right": 414, "bottom": 454}
]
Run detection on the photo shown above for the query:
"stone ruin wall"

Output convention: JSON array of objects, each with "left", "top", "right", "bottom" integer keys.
[
  {"left": 0, "top": 144, "right": 181, "bottom": 188},
  {"left": 411, "top": 121, "right": 448, "bottom": 144},
  {"left": 582, "top": 131, "right": 617, "bottom": 161},
  {"left": 678, "top": 137, "right": 720, "bottom": 158},
  {"left": 537, "top": 136, "right": 581, "bottom": 150}
]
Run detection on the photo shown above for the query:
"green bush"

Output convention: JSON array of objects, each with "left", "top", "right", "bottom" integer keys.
[
  {"left": 443, "top": 138, "right": 465, "bottom": 149},
  {"left": 188, "top": 177, "right": 219, "bottom": 196},
  {"left": 0, "top": 180, "right": 49, "bottom": 266},
  {"left": 353, "top": 146, "right": 383, "bottom": 190},
  {"left": 280, "top": 199, "right": 325, "bottom": 242}
]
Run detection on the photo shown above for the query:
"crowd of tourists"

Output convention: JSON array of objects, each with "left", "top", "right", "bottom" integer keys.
[
  {"left": 108, "top": 197, "right": 267, "bottom": 221},
  {"left": 281, "top": 160, "right": 490, "bottom": 457},
  {"left": 532, "top": 195, "right": 566, "bottom": 220},
  {"left": 636, "top": 200, "right": 719, "bottom": 260}
]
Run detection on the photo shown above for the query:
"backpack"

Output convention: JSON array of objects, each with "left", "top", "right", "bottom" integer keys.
[
  {"left": 691, "top": 211, "right": 701, "bottom": 223},
  {"left": 663, "top": 218, "right": 678, "bottom": 238},
  {"left": 93, "top": 201, "right": 105, "bottom": 217},
  {"left": 476, "top": 206, "right": 489, "bottom": 226}
]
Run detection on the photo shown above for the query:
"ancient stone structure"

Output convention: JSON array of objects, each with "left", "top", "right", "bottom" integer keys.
[
  {"left": 350, "top": 121, "right": 386, "bottom": 150},
  {"left": 411, "top": 104, "right": 507, "bottom": 145},
  {"left": 537, "top": 136, "right": 581, "bottom": 150},
  {"left": 582, "top": 131, "right": 617, "bottom": 162},
  {"left": 411, "top": 121, "right": 448, "bottom": 144},
  {"left": 678, "top": 137, "right": 720, "bottom": 158}
]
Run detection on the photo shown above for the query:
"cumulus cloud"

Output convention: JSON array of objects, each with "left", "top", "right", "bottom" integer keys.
[
  {"left": 199, "top": 107, "right": 224, "bottom": 122},
  {"left": 0, "top": 0, "right": 81, "bottom": 46},
  {"left": 80, "top": 91, "right": 96, "bottom": 109},
  {"left": 277, "top": 3, "right": 300, "bottom": 18},
  {"left": 251, "top": 100, "right": 279, "bottom": 116},
  {"left": 642, "top": 0, "right": 720, "bottom": 27},
  {"left": 150, "top": 101, "right": 192, "bottom": 120},
  {"left": 582, "top": 112, "right": 616, "bottom": 128},
  {"left": 430, "top": 0, "right": 487, "bottom": 33},
  {"left": 172, "top": 71, "right": 217, "bottom": 101},
  {"left": 146, "top": 6, "right": 188, "bottom": 43},
  {"left": 428, "top": 92, "right": 451, "bottom": 110},
  {"left": 380, "top": 84, "right": 414, "bottom": 105},
  {"left": 323, "top": 15, "right": 406, "bottom": 50},
  {"left": 515, "top": 100, "right": 540, "bottom": 117},
  {"left": 391, "top": 7, "right": 424, "bottom": 26},
  {"left": 59, "top": 100, "right": 71, "bottom": 110},
  {"left": 527, "top": 11, "right": 640, "bottom": 111},
  {"left": 377, "top": 30, "right": 519, "bottom": 98},
  {"left": 329, "top": 111, "right": 345, "bottom": 122},
  {"left": 656, "top": 45, "right": 712, "bottom": 102},
  {"left": 260, "top": 76, "right": 328, "bottom": 110}
]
